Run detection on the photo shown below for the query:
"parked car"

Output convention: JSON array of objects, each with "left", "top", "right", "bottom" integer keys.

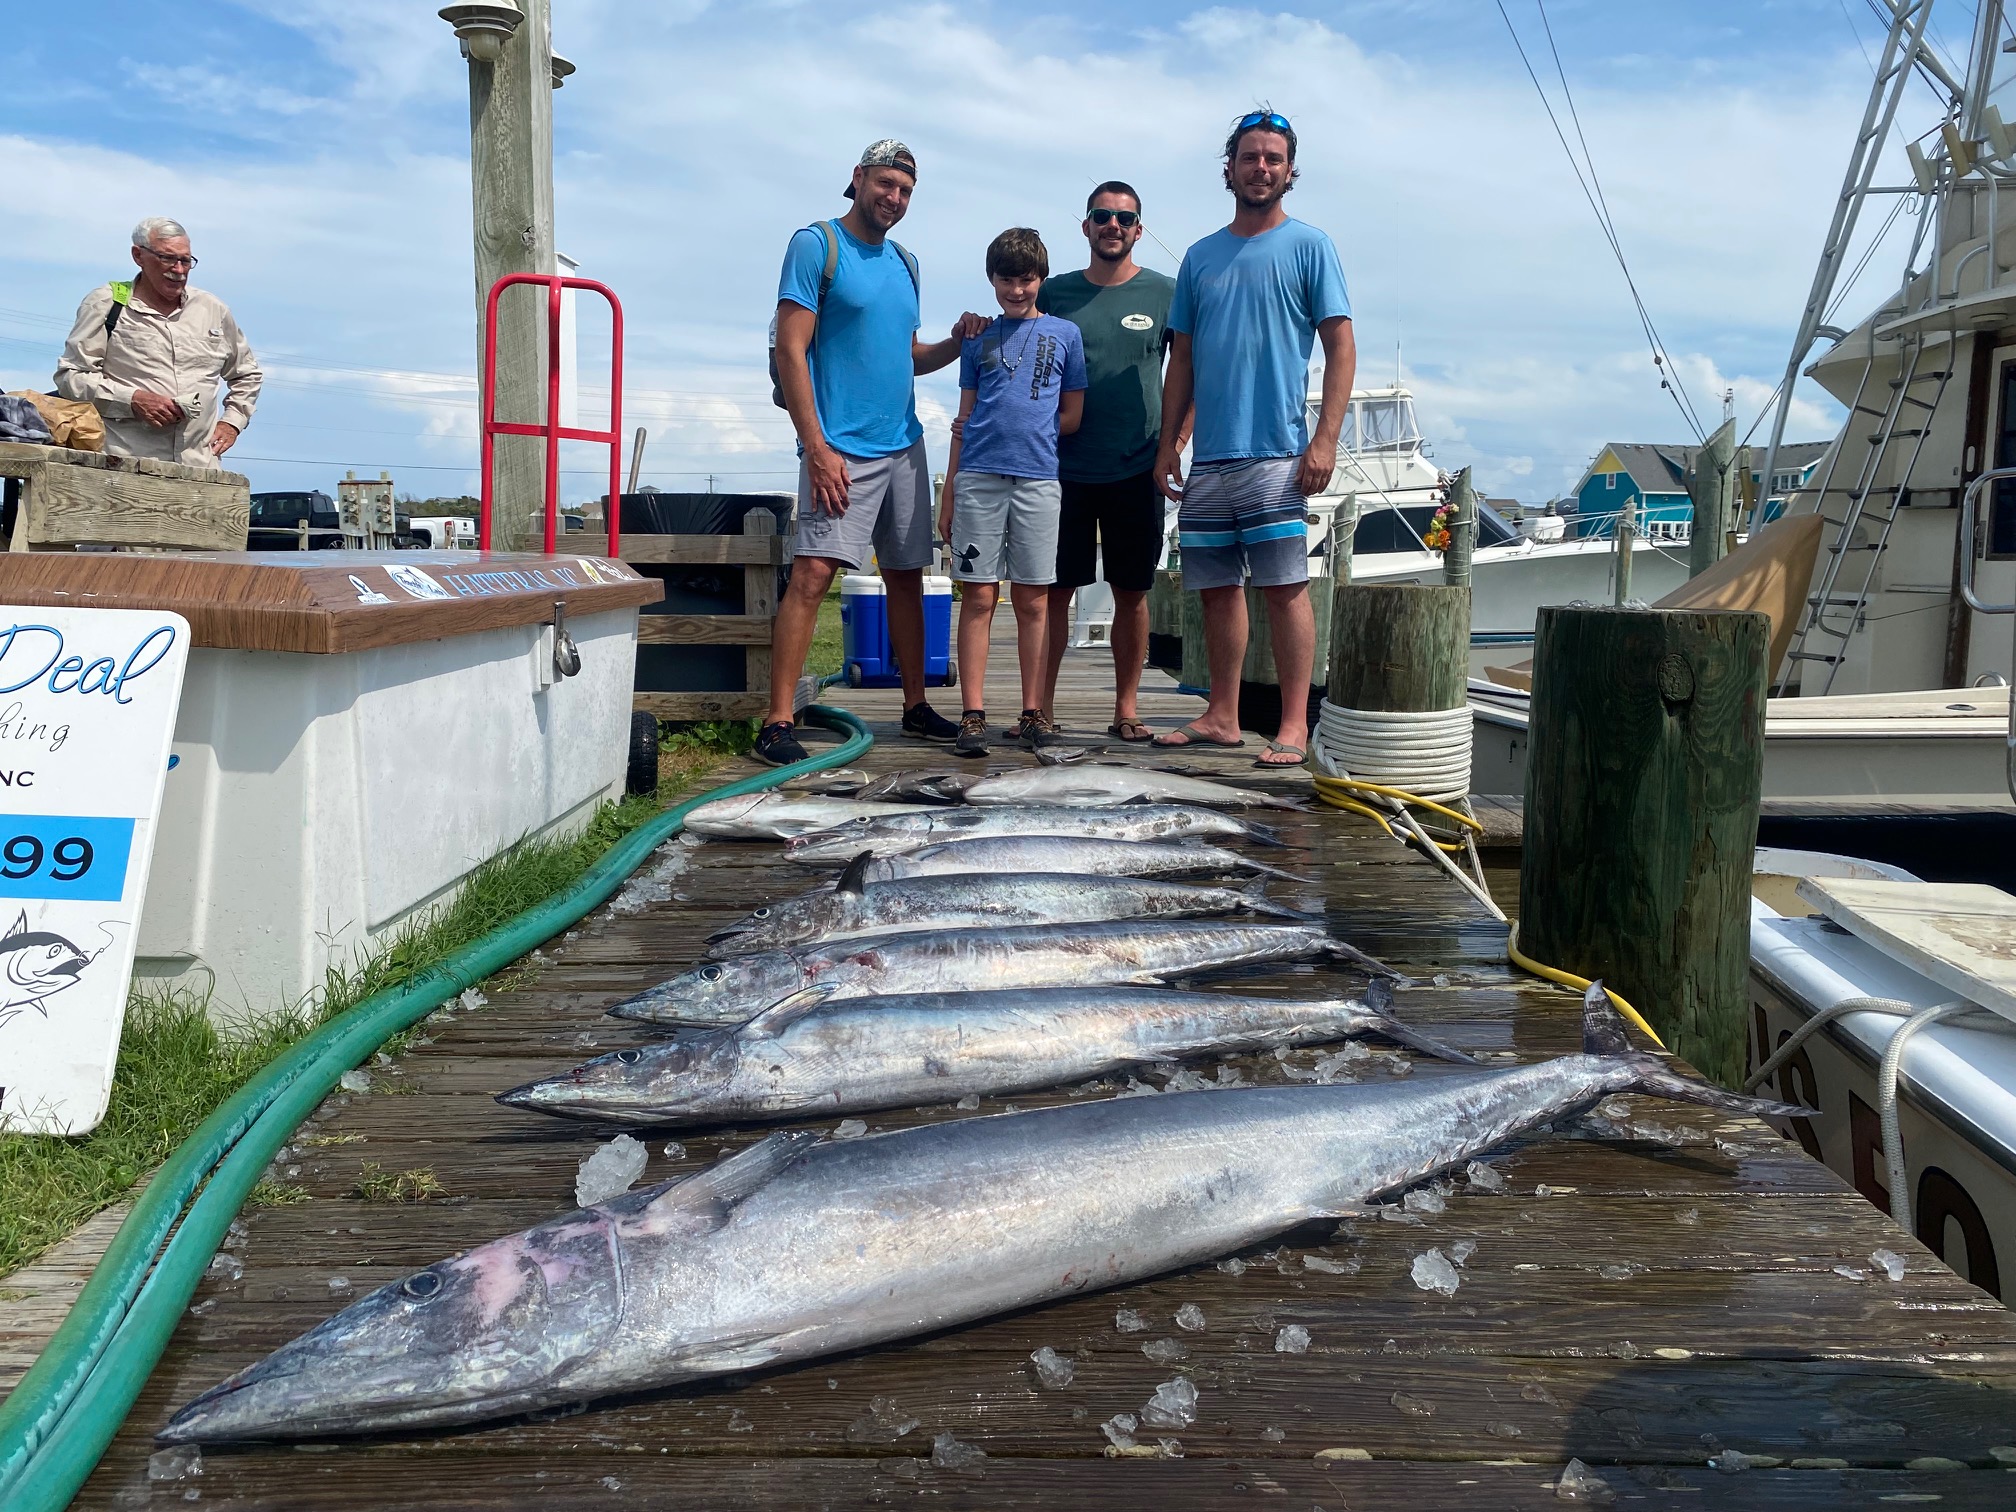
[{"left": 247, "top": 490, "right": 427, "bottom": 550}]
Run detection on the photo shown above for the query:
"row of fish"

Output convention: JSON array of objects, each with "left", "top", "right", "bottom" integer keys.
[{"left": 160, "top": 760, "right": 1804, "bottom": 1445}]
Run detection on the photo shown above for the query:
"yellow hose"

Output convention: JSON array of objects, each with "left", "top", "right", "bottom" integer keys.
[
  {"left": 1310, "top": 773, "right": 1483, "bottom": 833},
  {"left": 1506, "top": 921, "right": 1666, "bottom": 1050}
]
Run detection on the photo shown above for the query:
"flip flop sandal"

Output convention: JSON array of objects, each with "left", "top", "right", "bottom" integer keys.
[
  {"left": 1152, "top": 721, "right": 1246, "bottom": 750},
  {"left": 1253, "top": 741, "right": 1307, "bottom": 768},
  {"left": 1108, "top": 719, "right": 1154, "bottom": 743}
]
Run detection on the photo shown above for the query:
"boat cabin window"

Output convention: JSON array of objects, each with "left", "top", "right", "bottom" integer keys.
[
  {"left": 1348, "top": 501, "right": 1514, "bottom": 555},
  {"left": 1317, "top": 394, "right": 1424, "bottom": 454}
]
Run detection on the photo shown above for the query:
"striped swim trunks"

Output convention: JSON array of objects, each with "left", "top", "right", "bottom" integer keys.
[{"left": 1176, "top": 457, "right": 1310, "bottom": 590}]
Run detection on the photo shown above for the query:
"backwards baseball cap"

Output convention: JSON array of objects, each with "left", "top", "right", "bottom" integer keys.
[{"left": 844, "top": 139, "right": 918, "bottom": 198}]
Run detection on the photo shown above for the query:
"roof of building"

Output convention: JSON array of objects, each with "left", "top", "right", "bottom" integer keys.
[{"left": 1586, "top": 438, "right": 1833, "bottom": 496}]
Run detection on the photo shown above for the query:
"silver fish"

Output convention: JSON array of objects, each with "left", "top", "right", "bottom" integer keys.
[
  {"left": 854, "top": 835, "right": 1313, "bottom": 885},
  {"left": 499, "top": 980, "right": 1469, "bottom": 1126},
  {"left": 785, "top": 804, "right": 1283, "bottom": 863},
  {"left": 607, "top": 921, "right": 1391, "bottom": 1027},
  {"left": 705, "top": 857, "right": 1313, "bottom": 955},
  {"left": 159, "top": 988, "right": 1802, "bottom": 1442},
  {"left": 965, "top": 764, "right": 1304, "bottom": 810},
  {"left": 853, "top": 770, "right": 983, "bottom": 804},
  {"left": 685, "top": 794, "right": 927, "bottom": 841}
]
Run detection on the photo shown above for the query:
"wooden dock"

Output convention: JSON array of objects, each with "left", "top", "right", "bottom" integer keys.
[{"left": 52, "top": 629, "right": 2016, "bottom": 1508}]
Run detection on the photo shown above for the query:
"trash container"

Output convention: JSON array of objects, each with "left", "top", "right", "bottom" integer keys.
[{"left": 842, "top": 574, "right": 955, "bottom": 688}]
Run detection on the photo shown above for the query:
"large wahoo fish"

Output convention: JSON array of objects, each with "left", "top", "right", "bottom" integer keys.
[
  {"left": 964, "top": 764, "right": 1305, "bottom": 811},
  {"left": 845, "top": 834, "right": 1313, "bottom": 885},
  {"left": 684, "top": 794, "right": 928, "bottom": 840},
  {"left": 160, "top": 989, "right": 1803, "bottom": 1443},
  {"left": 499, "top": 981, "right": 1466, "bottom": 1126},
  {"left": 785, "top": 804, "right": 1283, "bottom": 863},
  {"left": 705, "top": 856, "right": 1312, "bottom": 955},
  {"left": 607, "top": 921, "right": 1391, "bottom": 1027}
]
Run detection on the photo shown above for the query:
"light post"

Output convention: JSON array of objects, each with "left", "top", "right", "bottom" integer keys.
[{"left": 438, "top": 0, "right": 556, "bottom": 554}]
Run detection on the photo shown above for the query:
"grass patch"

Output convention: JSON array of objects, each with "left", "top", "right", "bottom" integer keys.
[
  {"left": 247, "top": 1179, "right": 311, "bottom": 1208},
  {"left": 810, "top": 583, "right": 843, "bottom": 682},
  {"left": 352, "top": 1163, "right": 445, "bottom": 1203},
  {"left": 298, "top": 1132, "right": 363, "bottom": 1148},
  {"left": 0, "top": 784, "right": 694, "bottom": 1276}
]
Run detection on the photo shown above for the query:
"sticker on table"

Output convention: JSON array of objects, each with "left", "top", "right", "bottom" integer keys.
[
  {"left": 0, "top": 610, "right": 188, "bottom": 1135},
  {"left": 386, "top": 564, "right": 453, "bottom": 601},
  {"left": 349, "top": 574, "right": 392, "bottom": 605}
]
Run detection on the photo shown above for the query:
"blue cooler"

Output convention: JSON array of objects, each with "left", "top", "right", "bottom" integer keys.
[{"left": 841, "top": 574, "right": 956, "bottom": 688}]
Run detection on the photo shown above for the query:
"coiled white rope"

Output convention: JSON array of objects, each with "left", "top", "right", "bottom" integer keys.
[{"left": 1311, "top": 700, "right": 1473, "bottom": 801}]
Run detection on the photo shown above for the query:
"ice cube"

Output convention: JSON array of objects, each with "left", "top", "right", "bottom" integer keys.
[
  {"left": 1599, "top": 1264, "right": 1635, "bottom": 1280},
  {"left": 1174, "top": 1302, "right": 1206, "bottom": 1331},
  {"left": 1214, "top": 1064, "right": 1250, "bottom": 1087},
  {"left": 930, "top": 1432, "right": 987, "bottom": 1469},
  {"left": 1029, "top": 1345, "right": 1075, "bottom": 1389},
  {"left": 1465, "top": 1161, "right": 1508, "bottom": 1194},
  {"left": 1142, "top": 1338, "right": 1189, "bottom": 1363},
  {"left": 844, "top": 1395, "right": 918, "bottom": 1443},
  {"left": 327, "top": 1276, "right": 351, "bottom": 1294},
  {"left": 1432, "top": 974, "right": 1452, "bottom": 987},
  {"left": 206, "top": 1253, "right": 242, "bottom": 1283},
  {"left": 337, "top": 1070, "right": 371, "bottom": 1093},
  {"left": 832, "top": 1119, "right": 868, "bottom": 1140},
  {"left": 1215, "top": 1256, "right": 1249, "bottom": 1276},
  {"left": 1274, "top": 1323, "right": 1312, "bottom": 1354},
  {"left": 1100, "top": 1413, "right": 1138, "bottom": 1450},
  {"left": 1411, "top": 1249, "right": 1461, "bottom": 1296},
  {"left": 1450, "top": 1240, "right": 1477, "bottom": 1268},
  {"left": 1377, "top": 1206, "right": 1424, "bottom": 1225},
  {"left": 1707, "top": 1449, "right": 1755, "bottom": 1473},
  {"left": 1832, "top": 1264, "right": 1868, "bottom": 1282},
  {"left": 1161, "top": 1067, "right": 1210, "bottom": 1092},
  {"left": 955, "top": 1093, "right": 982, "bottom": 1110},
  {"left": 575, "top": 1133, "right": 648, "bottom": 1207},
  {"left": 1140, "top": 1376, "right": 1198, "bottom": 1429},
  {"left": 1870, "top": 1247, "right": 1906, "bottom": 1282},
  {"left": 1402, "top": 1188, "right": 1445, "bottom": 1215},
  {"left": 148, "top": 1447, "right": 203, "bottom": 1482},
  {"left": 726, "top": 1409, "right": 753, "bottom": 1433},
  {"left": 600, "top": 1475, "right": 621, "bottom": 1490},
  {"left": 1389, "top": 1391, "right": 1435, "bottom": 1417},
  {"left": 661, "top": 1141, "right": 686, "bottom": 1159},
  {"left": 1114, "top": 1308, "right": 1149, "bottom": 1333},
  {"left": 1554, "top": 1457, "right": 1616, "bottom": 1503},
  {"left": 1303, "top": 1255, "right": 1359, "bottom": 1275}
]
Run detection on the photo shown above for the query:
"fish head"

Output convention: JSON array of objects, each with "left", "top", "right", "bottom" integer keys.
[
  {"left": 159, "top": 1205, "right": 631, "bottom": 1442},
  {"left": 498, "top": 1033, "right": 741, "bottom": 1123},
  {"left": 607, "top": 953, "right": 808, "bottom": 1024}
]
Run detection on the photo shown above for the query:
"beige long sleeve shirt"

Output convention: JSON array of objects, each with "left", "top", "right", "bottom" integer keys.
[{"left": 54, "top": 281, "right": 264, "bottom": 467}]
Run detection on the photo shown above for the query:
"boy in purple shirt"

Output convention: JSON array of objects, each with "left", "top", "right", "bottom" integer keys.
[{"left": 938, "top": 228, "right": 1086, "bottom": 755}]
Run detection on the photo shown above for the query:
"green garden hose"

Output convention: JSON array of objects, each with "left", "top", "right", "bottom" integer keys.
[{"left": 0, "top": 705, "right": 872, "bottom": 1512}]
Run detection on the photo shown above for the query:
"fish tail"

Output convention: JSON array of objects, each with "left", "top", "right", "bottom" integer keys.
[
  {"left": 1240, "top": 879, "right": 1322, "bottom": 922},
  {"left": 1242, "top": 820, "right": 1289, "bottom": 848},
  {"left": 1583, "top": 982, "right": 1813, "bottom": 1118},
  {"left": 1357, "top": 982, "right": 1478, "bottom": 1065},
  {"left": 1320, "top": 936, "right": 1409, "bottom": 982},
  {"left": 1246, "top": 858, "right": 1319, "bottom": 884}
]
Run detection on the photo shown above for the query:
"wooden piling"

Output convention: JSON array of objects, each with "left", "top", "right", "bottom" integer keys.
[
  {"left": 1687, "top": 418, "right": 1738, "bottom": 577},
  {"left": 1442, "top": 467, "right": 1476, "bottom": 588},
  {"left": 1518, "top": 606, "right": 1768, "bottom": 1087},
  {"left": 1326, "top": 583, "right": 1470, "bottom": 711}
]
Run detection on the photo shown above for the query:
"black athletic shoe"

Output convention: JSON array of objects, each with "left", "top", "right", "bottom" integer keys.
[
  {"left": 753, "top": 721, "right": 808, "bottom": 767},
  {"left": 953, "top": 711, "right": 990, "bottom": 759},
  {"left": 901, "top": 701, "right": 959, "bottom": 741}
]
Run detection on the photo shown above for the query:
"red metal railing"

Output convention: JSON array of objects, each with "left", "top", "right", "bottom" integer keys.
[{"left": 479, "top": 273, "right": 624, "bottom": 557}]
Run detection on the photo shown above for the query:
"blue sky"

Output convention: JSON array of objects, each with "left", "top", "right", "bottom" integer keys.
[{"left": 1, "top": 1, "right": 1976, "bottom": 503}]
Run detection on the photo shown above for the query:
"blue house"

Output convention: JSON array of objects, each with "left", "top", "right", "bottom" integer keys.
[{"left": 1568, "top": 441, "right": 1831, "bottom": 539}]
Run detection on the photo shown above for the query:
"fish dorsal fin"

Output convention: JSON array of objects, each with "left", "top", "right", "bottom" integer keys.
[
  {"left": 632, "top": 1130, "right": 816, "bottom": 1233},
  {"left": 741, "top": 984, "right": 836, "bottom": 1039},
  {"left": 836, "top": 851, "right": 873, "bottom": 896},
  {"left": 1581, "top": 980, "right": 1631, "bottom": 1056}
]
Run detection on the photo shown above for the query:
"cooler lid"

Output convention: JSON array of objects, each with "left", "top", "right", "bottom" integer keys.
[{"left": 0, "top": 550, "right": 662, "bottom": 654}]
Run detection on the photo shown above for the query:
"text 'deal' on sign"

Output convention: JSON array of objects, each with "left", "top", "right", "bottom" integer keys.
[{"left": 0, "top": 610, "right": 189, "bottom": 1135}]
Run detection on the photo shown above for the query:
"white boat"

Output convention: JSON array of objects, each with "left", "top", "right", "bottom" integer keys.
[{"left": 1748, "top": 855, "right": 2016, "bottom": 1301}]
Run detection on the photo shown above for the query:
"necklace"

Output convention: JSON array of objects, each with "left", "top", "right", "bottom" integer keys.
[{"left": 991, "top": 316, "right": 1039, "bottom": 380}]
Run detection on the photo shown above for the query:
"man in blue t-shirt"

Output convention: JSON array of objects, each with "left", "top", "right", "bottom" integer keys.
[
  {"left": 761, "top": 139, "right": 986, "bottom": 766},
  {"left": 1153, "top": 110, "right": 1356, "bottom": 769}
]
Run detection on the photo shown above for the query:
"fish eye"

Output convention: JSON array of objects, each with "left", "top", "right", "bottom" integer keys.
[
  {"left": 701, "top": 966, "right": 722, "bottom": 982},
  {"left": 753, "top": 908, "right": 770, "bottom": 918},
  {"left": 402, "top": 1271, "right": 443, "bottom": 1300},
  {"left": 616, "top": 1049, "right": 643, "bottom": 1064}
]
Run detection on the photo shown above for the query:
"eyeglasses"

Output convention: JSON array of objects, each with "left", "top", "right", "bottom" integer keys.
[
  {"left": 1087, "top": 209, "right": 1139, "bottom": 227},
  {"left": 140, "top": 247, "right": 198, "bottom": 269},
  {"left": 1236, "top": 110, "right": 1293, "bottom": 134}
]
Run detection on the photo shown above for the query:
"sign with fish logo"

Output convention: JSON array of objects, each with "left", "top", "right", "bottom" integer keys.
[{"left": 0, "top": 609, "right": 188, "bottom": 1134}]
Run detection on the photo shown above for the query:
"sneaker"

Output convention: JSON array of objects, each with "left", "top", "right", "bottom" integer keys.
[
  {"left": 901, "top": 701, "right": 960, "bottom": 742},
  {"left": 953, "top": 711, "right": 990, "bottom": 759},
  {"left": 1012, "top": 710, "right": 1063, "bottom": 748},
  {"left": 753, "top": 721, "right": 807, "bottom": 767}
]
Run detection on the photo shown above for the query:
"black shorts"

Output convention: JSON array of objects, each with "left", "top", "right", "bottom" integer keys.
[{"left": 1054, "top": 471, "right": 1164, "bottom": 593}]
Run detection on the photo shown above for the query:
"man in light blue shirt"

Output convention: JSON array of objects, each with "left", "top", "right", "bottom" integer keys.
[
  {"left": 1154, "top": 110, "right": 1357, "bottom": 768},
  {"left": 762, "top": 139, "right": 985, "bottom": 765}
]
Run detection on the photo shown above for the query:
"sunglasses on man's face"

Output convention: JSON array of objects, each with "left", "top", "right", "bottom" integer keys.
[
  {"left": 1237, "top": 110, "right": 1292, "bottom": 134},
  {"left": 1087, "top": 209, "right": 1139, "bottom": 228}
]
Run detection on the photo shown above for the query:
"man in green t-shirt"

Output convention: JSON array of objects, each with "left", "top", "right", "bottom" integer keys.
[{"left": 1034, "top": 181, "right": 1189, "bottom": 742}]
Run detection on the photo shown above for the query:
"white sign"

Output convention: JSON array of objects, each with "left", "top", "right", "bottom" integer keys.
[{"left": 0, "top": 610, "right": 188, "bottom": 1134}]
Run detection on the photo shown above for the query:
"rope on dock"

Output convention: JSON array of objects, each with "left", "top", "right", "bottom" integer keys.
[{"left": 0, "top": 707, "right": 875, "bottom": 1512}]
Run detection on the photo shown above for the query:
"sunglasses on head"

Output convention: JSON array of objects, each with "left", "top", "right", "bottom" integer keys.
[
  {"left": 1087, "top": 208, "right": 1139, "bottom": 227},
  {"left": 1237, "top": 110, "right": 1292, "bottom": 134}
]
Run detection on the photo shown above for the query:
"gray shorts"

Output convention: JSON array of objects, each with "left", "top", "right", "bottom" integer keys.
[
  {"left": 950, "top": 472, "right": 1062, "bottom": 585},
  {"left": 792, "top": 439, "right": 934, "bottom": 571}
]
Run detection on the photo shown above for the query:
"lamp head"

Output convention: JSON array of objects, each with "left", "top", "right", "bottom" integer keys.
[{"left": 438, "top": 1, "right": 524, "bottom": 66}]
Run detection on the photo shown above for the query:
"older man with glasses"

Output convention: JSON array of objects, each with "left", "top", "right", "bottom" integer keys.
[{"left": 56, "top": 216, "right": 263, "bottom": 467}]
